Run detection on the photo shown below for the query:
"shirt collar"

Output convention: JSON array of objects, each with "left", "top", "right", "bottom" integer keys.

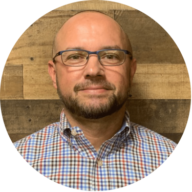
[
  {"left": 59, "top": 109, "right": 131, "bottom": 159},
  {"left": 59, "top": 109, "right": 72, "bottom": 133},
  {"left": 59, "top": 109, "right": 131, "bottom": 138}
]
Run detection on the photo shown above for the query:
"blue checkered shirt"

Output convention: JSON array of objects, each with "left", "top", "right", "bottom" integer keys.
[{"left": 14, "top": 110, "right": 176, "bottom": 190}]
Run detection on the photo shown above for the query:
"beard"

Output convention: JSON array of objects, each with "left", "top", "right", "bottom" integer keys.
[{"left": 57, "top": 79, "right": 129, "bottom": 119}]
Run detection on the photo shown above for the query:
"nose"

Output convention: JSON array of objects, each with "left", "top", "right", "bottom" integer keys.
[{"left": 82, "top": 54, "right": 105, "bottom": 78}]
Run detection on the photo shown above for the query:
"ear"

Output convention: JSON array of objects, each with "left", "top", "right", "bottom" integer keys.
[
  {"left": 48, "top": 60, "right": 57, "bottom": 89},
  {"left": 130, "top": 58, "right": 137, "bottom": 85}
]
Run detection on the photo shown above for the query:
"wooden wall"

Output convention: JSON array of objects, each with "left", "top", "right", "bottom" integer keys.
[{"left": 0, "top": 1, "right": 190, "bottom": 143}]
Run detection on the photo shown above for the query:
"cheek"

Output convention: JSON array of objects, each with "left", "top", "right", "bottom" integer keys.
[
  {"left": 105, "top": 67, "right": 130, "bottom": 90},
  {"left": 56, "top": 68, "right": 82, "bottom": 94},
  {"left": 58, "top": 77, "right": 74, "bottom": 95},
  {"left": 120, "top": 65, "right": 130, "bottom": 86}
]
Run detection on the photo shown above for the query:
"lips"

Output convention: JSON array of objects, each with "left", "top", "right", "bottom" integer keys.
[
  {"left": 79, "top": 85, "right": 111, "bottom": 91},
  {"left": 74, "top": 82, "right": 115, "bottom": 93},
  {"left": 77, "top": 85, "right": 112, "bottom": 95}
]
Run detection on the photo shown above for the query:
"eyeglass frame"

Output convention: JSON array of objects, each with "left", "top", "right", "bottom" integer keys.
[{"left": 52, "top": 49, "right": 133, "bottom": 67}]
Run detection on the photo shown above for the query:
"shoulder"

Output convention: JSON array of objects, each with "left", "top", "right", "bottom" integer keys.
[
  {"left": 14, "top": 122, "right": 59, "bottom": 150},
  {"left": 129, "top": 122, "right": 177, "bottom": 153}
]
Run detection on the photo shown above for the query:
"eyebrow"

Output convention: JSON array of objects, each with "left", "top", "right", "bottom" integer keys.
[{"left": 65, "top": 47, "right": 84, "bottom": 50}]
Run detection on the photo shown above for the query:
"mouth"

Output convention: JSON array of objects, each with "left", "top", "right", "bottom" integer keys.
[
  {"left": 74, "top": 81, "right": 116, "bottom": 95},
  {"left": 79, "top": 86, "right": 112, "bottom": 94},
  {"left": 80, "top": 85, "right": 111, "bottom": 90}
]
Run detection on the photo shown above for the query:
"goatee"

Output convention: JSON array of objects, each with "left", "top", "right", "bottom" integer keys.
[{"left": 57, "top": 80, "right": 129, "bottom": 119}]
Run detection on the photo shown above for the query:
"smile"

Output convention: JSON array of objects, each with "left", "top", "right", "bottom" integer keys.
[{"left": 78, "top": 86, "right": 112, "bottom": 94}]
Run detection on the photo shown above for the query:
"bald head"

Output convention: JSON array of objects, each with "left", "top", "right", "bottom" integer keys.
[{"left": 53, "top": 11, "right": 133, "bottom": 58}]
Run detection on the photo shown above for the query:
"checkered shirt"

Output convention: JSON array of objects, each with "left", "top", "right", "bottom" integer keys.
[{"left": 14, "top": 110, "right": 176, "bottom": 191}]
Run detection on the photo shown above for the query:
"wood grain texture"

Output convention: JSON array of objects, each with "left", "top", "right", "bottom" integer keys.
[
  {"left": 1, "top": 99, "right": 189, "bottom": 134},
  {"left": 0, "top": 65, "right": 23, "bottom": 99},
  {"left": 6, "top": 11, "right": 72, "bottom": 66},
  {"left": 1, "top": 100, "right": 62, "bottom": 134},
  {"left": 55, "top": 1, "right": 135, "bottom": 11},
  {"left": 115, "top": 10, "right": 185, "bottom": 64},
  {"left": 126, "top": 99, "right": 190, "bottom": 133},
  {"left": 23, "top": 64, "right": 58, "bottom": 99},
  {"left": 131, "top": 64, "right": 190, "bottom": 99}
]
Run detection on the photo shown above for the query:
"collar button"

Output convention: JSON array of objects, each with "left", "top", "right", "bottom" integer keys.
[
  {"left": 71, "top": 130, "right": 78, "bottom": 136},
  {"left": 97, "top": 160, "right": 103, "bottom": 167}
]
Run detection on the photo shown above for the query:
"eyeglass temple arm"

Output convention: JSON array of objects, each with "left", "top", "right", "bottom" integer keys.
[{"left": 53, "top": 52, "right": 61, "bottom": 62}]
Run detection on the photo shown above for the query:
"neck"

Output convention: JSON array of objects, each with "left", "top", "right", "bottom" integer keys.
[{"left": 64, "top": 105, "right": 126, "bottom": 151}]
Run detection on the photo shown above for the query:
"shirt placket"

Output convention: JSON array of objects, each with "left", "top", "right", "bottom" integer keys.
[{"left": 59, "top": 111, "right": 131, "bottom": 190}]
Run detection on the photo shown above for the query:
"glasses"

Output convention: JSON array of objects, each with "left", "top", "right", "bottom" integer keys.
[{"left": 53, "top": 49, "right": 132, "bottom": 67}]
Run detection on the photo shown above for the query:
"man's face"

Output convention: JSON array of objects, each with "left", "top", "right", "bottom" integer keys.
[{"left": 49, "top": 12, "right": 136, "bottom": 119}]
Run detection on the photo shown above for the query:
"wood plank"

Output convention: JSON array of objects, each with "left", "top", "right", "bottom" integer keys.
[
  {"left": 22, "top": 64, "right": 190, "bottom": 100},
  {"left": 23, "top": 64, "right": 58, "bottom": 99},
  {"left": 1, "top": 99, "right": 189, "bottom": 135},
  {"left": 6, "top": 11, "right": 71, "bottom": 66},
  {"left": 115, "top": 10, "right": 185, "bottom": 64},
  {"left": 0, "top": 65, "right": 23, "bottom": 99},
  {"left": 126, "top": 99, "right": 190, "bottom": 133},
  {"left": 6, "top": 45, "right": 52, "bottom": 66},
  {"left": 1, "top": 100, "right": 62, "bottom": 133},
  {"left": 131, "top": 64, "right": 190, "bottom": 99},
  {"left": 55, "top": 1, "right": 135, "bottom": 11}
]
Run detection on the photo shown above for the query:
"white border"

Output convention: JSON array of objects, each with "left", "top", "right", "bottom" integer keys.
[{"left": 0, "top": 0, "right": 191, "bottom": 191}]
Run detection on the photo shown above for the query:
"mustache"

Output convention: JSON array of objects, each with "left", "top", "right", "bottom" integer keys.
[{"left": 74, "top": 80, "right": 116, "bottom": 92}]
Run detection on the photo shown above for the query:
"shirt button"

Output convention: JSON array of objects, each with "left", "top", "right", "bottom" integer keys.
[
  {"left": 71, "top": 130, "right": 77, "bottom": 136},
  {"left": 98, "top": 160, "right": 103, "bottom": 167}
]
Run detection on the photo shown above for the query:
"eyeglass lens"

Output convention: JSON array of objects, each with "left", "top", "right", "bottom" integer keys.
[{"left": 61, "top": 50, "right": 125, "bottom": 66}]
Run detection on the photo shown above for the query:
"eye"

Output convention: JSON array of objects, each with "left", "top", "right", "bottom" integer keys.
[
  {"left": 101, "top": 53, "right": 120, "bottom": 61},
  {"left": 105, "top": 54, "right": 119, "bottom": 60},
  {"left": 67, "top": 54, "right": 85, "bottom": 60},
  {"left": 99, "top": 50, "right": 125, "bottom": 65},
  {"left": 62, "top": 51, "right": 88, "bottom": 65}
]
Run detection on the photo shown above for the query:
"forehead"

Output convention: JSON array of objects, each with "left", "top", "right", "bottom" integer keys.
[{"left": 54, "top": 12, "right": 126, "bottom": 51}]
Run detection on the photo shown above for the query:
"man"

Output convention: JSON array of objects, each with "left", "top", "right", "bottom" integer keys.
[{"left": 14, "top": 11, "right": 176, "bottom": 191}]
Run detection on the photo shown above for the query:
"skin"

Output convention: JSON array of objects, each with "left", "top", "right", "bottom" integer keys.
[{"left": 48, "top": 11, "right": 137, "bottom": 151}]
